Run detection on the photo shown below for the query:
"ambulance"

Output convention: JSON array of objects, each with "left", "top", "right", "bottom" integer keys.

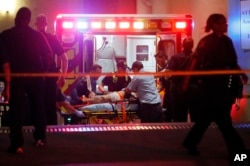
[{"left": 54, "top": 14, "right": 193, "bottom": 94}]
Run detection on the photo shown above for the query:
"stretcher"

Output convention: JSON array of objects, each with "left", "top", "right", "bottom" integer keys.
[{"left": 58, "top": 99, "right": 140, "bottom": 124}]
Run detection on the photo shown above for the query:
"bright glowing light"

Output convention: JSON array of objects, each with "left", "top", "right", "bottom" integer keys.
[
  {"left": 119, "top": 22, "right": 130, "bottom": 29},
  {"left": 0, "top": 0, "right": 16, "bottom": 14},
  {"left": 175, "top": 21, "right": 186, "bottom": 29},
  {"left": 105, "top": 21, "right": 116, "bottom": 29},
  {"left": 91, "top": 21, "right": 102, "bottom": 29},
  {"left": 77, "top": 21, "right": 88, "bottom": 29},
  {"left": 62, "top": 21, "right": 74, "bottom": 29},
  {"left": 133, "top": 21, "right": 144, "bottom": 29}
]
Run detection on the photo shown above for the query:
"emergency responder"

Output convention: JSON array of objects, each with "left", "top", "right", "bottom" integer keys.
[
  {"left": 125, "top": 61, "right": 163, "bottom": 123},
  {"left": 167, "top": 37, "right": 200, "bottom": 122},
  {"left": 98, "top": 60, "right": 131, "bottom": 94},
  {"left": 1, "top": 7, "right": 51, "bottom": 153},
  {"left": 69, "top": 64, "right": 102, "bottom": 105},
  {"left": 154, "top": 50, "right": 173, "bottom": 122},
  {"left": 35, "top": 14, "right": 68, "bottom": 125},
  {"left": 0, "top": 34, "right": 10, "bottom": 105},
  {"left": 182, "top": 13, "right": 246, "bottom": 158}
]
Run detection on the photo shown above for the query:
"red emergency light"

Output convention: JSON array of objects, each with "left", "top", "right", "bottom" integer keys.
[{"left": 56, "top": 14, "right": 193, "bottom": 36}]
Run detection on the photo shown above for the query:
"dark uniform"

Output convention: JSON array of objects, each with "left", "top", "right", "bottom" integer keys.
[
  {"left": 69, "top": 76, "right": 97, "bottom": 105},
  {"left": 182, "top": 32, "right": 245, "bottom": 156},
  {"left": 42, "top": 32, "right": 65, "bottom": 125},
  {"left": 0, "top": 7, "right": 51, "bottom": 151},
  {"left": 102, "top": 74, "right": 131, "bottom": 92},
  {"left": 158, "top": 65, "right": 173, "bottom": 122},
  {"left": 167, "top": 51, "right": 200, "bottom": 122}
]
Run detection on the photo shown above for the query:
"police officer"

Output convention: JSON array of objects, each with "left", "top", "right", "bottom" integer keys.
[
  {"left": 35, "top": 14, "right": 68, "bottom": 125},
  {"left": 182, "top": 13, "right": 246, "bottom": 158}
]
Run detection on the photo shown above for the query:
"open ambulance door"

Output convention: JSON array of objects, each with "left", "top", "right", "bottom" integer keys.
[{"left": 156, "top": 32, "right": 183, "bottom": 70}]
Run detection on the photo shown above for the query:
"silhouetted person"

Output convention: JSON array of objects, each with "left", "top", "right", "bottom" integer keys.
[
  {"left": 35, "top": 14, "right": 68, "bottom": 125},
  {"left": 182, "top": 14, "right": 246, "bottom": 159},
  {"left": 167, "top": 37, "right": 200, "bottom": 122},
  {"left": 0, "top": 36, "right": 10, "bottom": 103},
  {"left": 0, "top": 7, "right": 52, "bottom": 154},
  {"left": 154, "top": 50, "right": 173, "bottom": 122}
]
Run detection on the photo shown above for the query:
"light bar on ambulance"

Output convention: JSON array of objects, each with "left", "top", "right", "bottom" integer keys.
[{"left": 57, "top": 14, "right": 192, "bottom": 34}]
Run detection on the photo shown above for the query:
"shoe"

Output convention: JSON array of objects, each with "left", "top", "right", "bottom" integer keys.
[
  {"left": 182, "top": 143, "right": 200, "bottom": 156},
  {"left": 8, "top": 146, "right": 24, "bottom": 154},
  {"left": 36, "top": 139, "right": 46, "bottom": 147}
]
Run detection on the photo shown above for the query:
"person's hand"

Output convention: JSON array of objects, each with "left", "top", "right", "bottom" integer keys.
[
  {"left": 88, "top": 91, "right": 96, "bottom": 98},
  {"left": 2, "top": 83, "right": 10, "bottom": 104},
  {"left": 233, "top": 98, "right": 241, "bottom": 111}
]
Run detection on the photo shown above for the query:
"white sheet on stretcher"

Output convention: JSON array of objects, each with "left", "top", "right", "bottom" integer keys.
[{"left": 78, "top": 103, "right": 138, "bottom": 112}]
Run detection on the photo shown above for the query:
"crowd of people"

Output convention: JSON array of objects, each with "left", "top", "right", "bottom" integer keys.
[{"left": 0, "top": 6, "right": 249, "bottom": 161}]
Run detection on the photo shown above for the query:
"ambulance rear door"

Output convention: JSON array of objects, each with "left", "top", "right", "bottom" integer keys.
[{"left": 127, "top": 35, "right": 156, "bottom": 72}]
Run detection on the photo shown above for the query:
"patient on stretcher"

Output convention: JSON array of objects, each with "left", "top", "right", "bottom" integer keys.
[
  {"left": 81, "top": 90, "right": 126, "bottom": 104},
  {"left": 57, "top": 89, "right": 138, "bottom": 116}
]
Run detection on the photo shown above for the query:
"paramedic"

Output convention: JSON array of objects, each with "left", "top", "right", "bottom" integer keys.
[
  {"left": 125, "top": 61, "right": 163, "bottom": 123},
  {"left": 69, "top": 64, "right": 102, "bottom": 105},
  {"left": 98, "top": 60, "right": 131, "bottom": 93},
  {"left": 35, "top": 14, "right": 68, "bottom": 125}
]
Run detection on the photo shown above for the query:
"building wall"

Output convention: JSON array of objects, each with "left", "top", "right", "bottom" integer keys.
[
  {"left": 0, "top": 0, "right": 85, "bottom": 33},
  {"left": 228, "top": 0, "right": 250, "bottom": 122},
  {"left": 137, "top": 0, "right": 228, "bottom": 48},
  {"left": 0, "top": 0, "right": 136, "bottom": 33}
]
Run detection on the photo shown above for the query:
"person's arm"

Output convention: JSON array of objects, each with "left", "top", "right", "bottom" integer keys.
[
  {"left": 98, "top": 76, "right": 108, "bottom": 94},
  {"left": 125, "top": 77, "right": 138, "bottom": 94},
  {"left": 236, "top": 64, "right": 248, "bottom": 84},
  {"left": 57, "top": 52, "right": 68, "bottom": 87},
  {"left": 97, "top": 82, "right": 105, "bottom": 94}
]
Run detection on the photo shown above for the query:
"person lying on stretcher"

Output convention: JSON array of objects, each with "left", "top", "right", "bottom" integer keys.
[
  {"left": 57, "top": 89, "right": 138, "bottom": 117},
  {"left": 81, "top": 90, "right": 126, "bottom": 104}
]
